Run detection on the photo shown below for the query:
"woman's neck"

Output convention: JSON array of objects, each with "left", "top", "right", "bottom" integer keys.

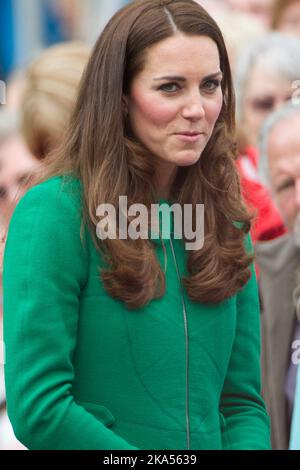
[{"left": 155, "top": 162, "right": 178, "bottom": 201}]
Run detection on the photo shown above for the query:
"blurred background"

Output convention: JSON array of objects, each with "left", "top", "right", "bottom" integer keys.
[
  {"left": 0, "top": 0, "right": 132, "bottom": 82},
  {"left": 0, "top": 0, "right": 280, "bottom": 83}
]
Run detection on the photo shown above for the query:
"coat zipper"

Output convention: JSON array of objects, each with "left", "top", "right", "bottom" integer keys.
[{"left": 169, "top": 235, "right": 191, "bottom": 450}]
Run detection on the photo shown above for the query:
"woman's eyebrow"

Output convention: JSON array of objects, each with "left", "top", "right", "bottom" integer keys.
[{"left": 153, "top": 71, "right": 223, "bottom": 82}]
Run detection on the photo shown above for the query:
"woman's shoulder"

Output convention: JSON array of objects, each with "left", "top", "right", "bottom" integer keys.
[
  {"left": 6, "top": 174, "right": 84, "bottom": 245},
  {"left": 14, "top": 174, "right": 83, "bottom": 217},
  {"left": 4, "top": 174, "right": 88, "bottom": 282},
  {"left": 22, "top": 174, "right": 81, "bottom": 204}
]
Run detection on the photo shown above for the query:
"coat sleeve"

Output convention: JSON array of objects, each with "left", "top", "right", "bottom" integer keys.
[
  {"left": 3, "top": 180, "right": 139, "bottom": 450},
  {"left": 219, "top": 233, "right": 271, "bottom": 450}
]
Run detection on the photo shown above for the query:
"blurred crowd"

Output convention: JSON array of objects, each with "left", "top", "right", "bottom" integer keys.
[{"left": 1, "top": 0, "right": 300, "bottom": 451}]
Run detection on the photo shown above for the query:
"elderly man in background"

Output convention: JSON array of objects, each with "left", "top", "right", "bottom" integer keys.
[{"left": 256, "top": 101, "right": 300, "bottom": 449}]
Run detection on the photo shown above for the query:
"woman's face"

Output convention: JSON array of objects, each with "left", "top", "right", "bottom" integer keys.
[
  {"left": 125, "top": 34, "right": 223, "bottom": 183},
  {"left": 241, "top": 63, "right": 293, "bottom": 147}
]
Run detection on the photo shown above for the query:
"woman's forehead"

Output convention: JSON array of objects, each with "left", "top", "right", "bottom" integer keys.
[{"left": 138, "top": 34, "right": 221, "bottom": 76}]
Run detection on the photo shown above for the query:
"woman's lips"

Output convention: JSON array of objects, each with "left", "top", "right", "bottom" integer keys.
[{"left": 174, "top": 132, "right": 205, "bottom": 142}]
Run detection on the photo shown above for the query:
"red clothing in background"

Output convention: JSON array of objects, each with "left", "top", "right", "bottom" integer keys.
[{"left": 237, "top": 146, "right": 287, "bottom": 243}]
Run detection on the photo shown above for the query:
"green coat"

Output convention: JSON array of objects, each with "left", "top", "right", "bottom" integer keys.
[{"left": 3, "top": 176, "right": 271, "bottom": 450}]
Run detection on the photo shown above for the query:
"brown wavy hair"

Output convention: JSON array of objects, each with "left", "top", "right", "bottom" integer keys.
[{"left": 35, "top": 0, "right": 253, "bottom": 309}]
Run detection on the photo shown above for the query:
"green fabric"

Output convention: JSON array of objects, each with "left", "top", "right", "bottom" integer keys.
[{"left": 3, "top": 176, "right": 271, "bottom": 450}]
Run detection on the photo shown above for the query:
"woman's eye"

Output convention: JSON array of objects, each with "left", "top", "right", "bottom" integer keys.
[
  {"left": 159, "top": 83, "right": 180, "bottom": 93},
  {"left": 202, "top": 79, "right": 221, "bottom": 92}
]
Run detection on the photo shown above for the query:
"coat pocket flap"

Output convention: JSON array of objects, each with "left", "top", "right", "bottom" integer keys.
[{"left": 77, "top": 400, "right": 116, "bottom": 427}]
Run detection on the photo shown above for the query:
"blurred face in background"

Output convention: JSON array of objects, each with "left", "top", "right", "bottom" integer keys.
[
  {"left": 242, "top": 63, "right": 293, "bottom": 147},
  {"left": 0, "top": 134, "right": 39, "bottom": 226},
  {"left": 226, "top": 0, "right": 274, "bottom": 26},
  {"left": 276, "top": 0, "right": 300, "bottom": 37},
  {"left": 267, "top": 114, "right": 300, "bottom": 232}
]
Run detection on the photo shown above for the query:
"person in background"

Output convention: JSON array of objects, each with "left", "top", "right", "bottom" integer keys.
[
  {"left": 20, "top": 41, "right": 90, "bottom": 160},
  {"left": 0, "top": 109, "right": 37, "bottom": 450},
  {"left": 1, "top": 40, "right": 90, "bottom": 267},
  {"left": 0, "top": 109, "right": 38, "bottom": 315},
  {"left": 225, "top": 0, "right": 275, "bottom": 27},
  {"left": 256, "top": 102, "right": 300, "bottom": 449},
  {"left": 235, "top": 33, "right": 300, "bottom": 152},
  {"left": 3, "top": 71, "right": 28, "bottom": 111},
  {"left": 0, "top": 41, "right": 90, "bottom": 450},
  {"left": 214, "top": 10, "right": 265, "bottom": 75},
  {"left": 1, "top": 41, "right": 91, "bottom": 301},
  {"left": 0, "top": 110, "right": 38, "bottom": 235},
  {"left": 193, "top": 0, "right": 227, "bottom": 18},
  {"left": 1, "top": 41, "right": 90, "bottom": 273},
  {"left": 233, "top": 33, "right": 300, "bottom": 243},
  {"left": 271, "top": 0, "right": 300, "bottom": 37}
]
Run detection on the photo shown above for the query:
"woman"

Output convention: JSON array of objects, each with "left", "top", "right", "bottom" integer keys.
[{"left": 3, "top": 0, "right": 271, "bottom": 450}]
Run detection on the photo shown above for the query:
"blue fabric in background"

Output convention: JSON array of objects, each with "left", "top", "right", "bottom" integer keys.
[
  {"left": 0, "top": 0, "right": 15, "bottom": 81},
  {"left": 41, "top": 0, "right": 69, "bottom": 46}
]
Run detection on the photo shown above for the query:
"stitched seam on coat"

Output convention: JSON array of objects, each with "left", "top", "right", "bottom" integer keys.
[{"left": 122, "top": 308, "right": 186, "bottom": 431}]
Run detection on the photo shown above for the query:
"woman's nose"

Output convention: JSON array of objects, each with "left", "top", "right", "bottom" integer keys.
[{"left": 181, "top": 93, "right": 205, "bottom": 120}]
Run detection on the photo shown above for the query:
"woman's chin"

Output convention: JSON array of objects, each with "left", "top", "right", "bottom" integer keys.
[{"left": 174, "top": 150, "right": 202, "bottom": 167}]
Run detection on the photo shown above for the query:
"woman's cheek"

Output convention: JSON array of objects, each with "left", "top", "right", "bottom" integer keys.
[{"left": 138, "top": 95, "right": 178, "bottom": 125}]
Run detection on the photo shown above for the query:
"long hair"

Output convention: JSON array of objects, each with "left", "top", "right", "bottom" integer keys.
[{"left": 35, "top": 0, "right": 253, "bottom": 309}]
